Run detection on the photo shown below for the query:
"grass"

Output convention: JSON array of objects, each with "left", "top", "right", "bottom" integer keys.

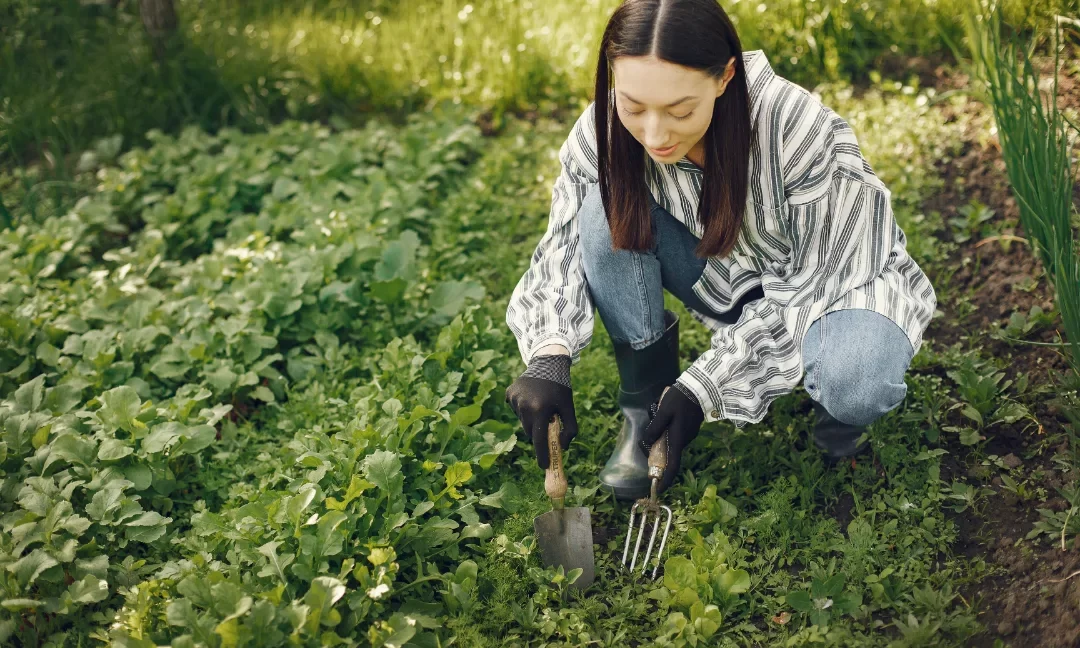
[{"left": 3, "top": 0, "right": 1078, "bottom": 174}]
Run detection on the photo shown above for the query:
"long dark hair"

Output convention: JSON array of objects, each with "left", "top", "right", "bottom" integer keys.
[{"left": 595, "top": 0, "right": 752, "bottom": 259}]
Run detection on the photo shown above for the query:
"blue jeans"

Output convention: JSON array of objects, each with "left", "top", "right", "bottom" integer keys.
[{"left": 577, "top": 184, "right": 914, "bottom": 431}]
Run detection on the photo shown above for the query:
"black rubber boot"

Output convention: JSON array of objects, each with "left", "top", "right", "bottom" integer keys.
[
  {"left": 599, "top": 309, "right": 680, "bottom": 501},
  {"left": 812, "top": 400, "right": 869, "bottom": 464}
]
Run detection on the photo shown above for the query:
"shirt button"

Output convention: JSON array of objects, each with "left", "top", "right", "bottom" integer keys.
[{"left": 710, "top": 409, "right": 720, "bottom": 418}]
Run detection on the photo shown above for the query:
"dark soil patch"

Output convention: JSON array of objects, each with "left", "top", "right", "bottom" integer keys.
[
  {"left": 922, "top": 59, "right": 1072, "bottom": 379},
  {"left": 921, "top": 50, "right": 1080, "bottom": 647},
  {"left": 871, "top": 51, "right": 957, "bottom": 91},
  {"left": 592, "top": 524, "right": 623, "bottom": 549},
  {"left": 829, "top": 490, "right": 856, "bottom": 530}
]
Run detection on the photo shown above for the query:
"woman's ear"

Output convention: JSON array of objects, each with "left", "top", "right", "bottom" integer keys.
[
  {"left": 716, "top": 56, "right": 737, "bottom": 96},
  {"left": 723, "top": 56, "right": 736, "bottom": 85}
]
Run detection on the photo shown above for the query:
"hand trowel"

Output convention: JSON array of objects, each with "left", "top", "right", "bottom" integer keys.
[{"left": 533, "top": 416, "right": 595, "bottom": 590}]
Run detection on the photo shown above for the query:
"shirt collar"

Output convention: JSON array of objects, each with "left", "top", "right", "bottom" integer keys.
[{"left": 742, "top": 49, "right": 776, "bottom": 126}]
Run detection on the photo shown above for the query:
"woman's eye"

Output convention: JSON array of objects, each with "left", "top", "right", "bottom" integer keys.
[{"left": 621, "top": 107, "right": 693, "bottom": 120}]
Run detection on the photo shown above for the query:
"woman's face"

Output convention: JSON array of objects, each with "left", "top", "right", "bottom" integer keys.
[{"left": 611, "top": 54, "right": 735, "bottom": 164}]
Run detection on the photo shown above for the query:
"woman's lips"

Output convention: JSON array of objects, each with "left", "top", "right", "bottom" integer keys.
[{"left": 651, "top": 144, "right": 678, "bottom": 156}]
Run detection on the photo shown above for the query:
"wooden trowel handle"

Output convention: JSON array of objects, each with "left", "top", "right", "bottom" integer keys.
[{"left": 544, "top": 417, "right": 568, "bottom": 504}]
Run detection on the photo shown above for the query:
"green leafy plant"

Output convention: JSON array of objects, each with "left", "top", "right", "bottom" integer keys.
[
  {"left": 948, "top": 199, "right": 997, "bottom": 244},
  {"left": 902, "top": 373, "right": 951, "bottom": 443},
  {"left": 1028, "top": 484, "right": 1080, "bottom": 548},
  {"left": 0, "top": 112, "right": 502, "bottom": 645},
  {"left": 999, "top": 473, "right": 1047, "bottom": 503},
  {"left": 946, "top": 481, "right": 990, "bottom": 513},
  {"left": 785, "top": 570, "right": 863, "bottom": 628},
  {"left": 991, "top": 304, "right": 1059, "bottom": 344},
  {"left": 943, "top": 354, "right": 1033, "bottom": 442}
]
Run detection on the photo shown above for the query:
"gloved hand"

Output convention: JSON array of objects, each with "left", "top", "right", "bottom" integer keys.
[
  {"left": 505, "top": 353, "right": 579, "bottom": 470},
  {"left": 639, "top": 383, "right": 705, "bottom": 493}
]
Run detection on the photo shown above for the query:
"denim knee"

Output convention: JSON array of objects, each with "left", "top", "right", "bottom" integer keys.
[{"left": 813, "top": 350, "right": 909, "bottom": 426}]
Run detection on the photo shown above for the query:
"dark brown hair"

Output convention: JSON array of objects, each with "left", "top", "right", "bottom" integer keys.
[{"left": 595, "top": 0, "right": 752, "bottom": 258}]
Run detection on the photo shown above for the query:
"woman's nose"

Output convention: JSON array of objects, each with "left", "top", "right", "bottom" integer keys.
[{"left": 642, "top": 115, "right": 669, "bottom": 149}]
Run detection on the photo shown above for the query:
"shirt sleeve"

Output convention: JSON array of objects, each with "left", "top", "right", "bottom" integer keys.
[
  {"left": 675, "top": 101, "right": 901, "bottom": 426},
  {"left": 506, "top": 103, "right": 600, "bottom": 367}
]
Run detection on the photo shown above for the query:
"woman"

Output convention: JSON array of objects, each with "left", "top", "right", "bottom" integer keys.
[{"left": 504, "top": 0, "right": 936, "bottom": 500}]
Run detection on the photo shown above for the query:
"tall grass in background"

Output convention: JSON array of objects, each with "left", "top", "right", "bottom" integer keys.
[
  {"left": 2, "top": 0, "right": 1077, "bottom": 175},
  {"left": 0, "top": 1, "right": 243, "bottom": 165},
  {"left": 956, "top": 3, "right": 1080, "bottom": 454}
]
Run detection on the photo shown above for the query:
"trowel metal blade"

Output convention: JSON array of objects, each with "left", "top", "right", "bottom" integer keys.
[{"left": 533, "top": 506, "right": 595, "bottom": 590}]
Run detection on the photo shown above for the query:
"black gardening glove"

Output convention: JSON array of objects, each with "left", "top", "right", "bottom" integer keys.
[
  {"left": 639, "top": 383, "right": 705, "bottom": 493},
  {"left": 504, "top": 354, "right": 579, "bottom": 470}
]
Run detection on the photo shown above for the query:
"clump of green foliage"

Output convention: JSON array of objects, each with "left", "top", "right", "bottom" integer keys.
[{"left": 0, "top": 77, "right": 1015, "bottom": 645}]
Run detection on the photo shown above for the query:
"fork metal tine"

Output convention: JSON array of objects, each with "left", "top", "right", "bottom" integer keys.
[
  {"left": 649, "top": 505, "right": 673, "bottom": 580},
  {"left": 629, "top": 506, "right": 649, "bottom": 572},
  {"left": 621, "top": 505, "right": 637, "bottom": 566},
  {"left": 640, "top": 511, "right": 662, "bottom": 570},
  {"left": 622, "top": 500, "right": 673, "bottom": 580}
]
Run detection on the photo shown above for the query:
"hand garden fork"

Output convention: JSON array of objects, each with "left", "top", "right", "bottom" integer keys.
[{"left": 621, "top": 401, "right": 673, "bottom": 580}]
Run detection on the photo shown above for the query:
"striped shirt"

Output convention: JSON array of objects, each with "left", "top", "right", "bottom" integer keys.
[{"left": 505, "top": 49, "right": 937, "bottom": 428}]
